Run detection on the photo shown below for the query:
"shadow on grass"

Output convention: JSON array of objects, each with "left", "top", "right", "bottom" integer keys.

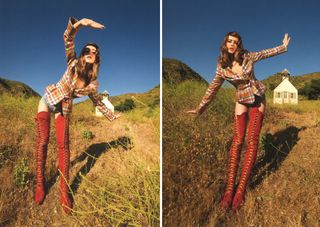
[
  {"left": 249, "top": 126, "right": 305, "bottom": 189},
  {"left": 70, "top": 136, "right": 133, "bottom": 194},
  {"left": 46, "top": 136, "right": 133, "bottom": 196}
]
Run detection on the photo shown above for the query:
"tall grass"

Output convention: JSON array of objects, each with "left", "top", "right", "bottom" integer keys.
[
  {"left": 163, "top": 80, "right": 320, "bottom": 226},
  {"left": 0, "top": 95, "right": 39, "bottom": 225},
  {"left": 0, "top": 95, "right": 38, "bottom": 149},
  {"left": 72, "top": 151, "right": 159, "bottom": 226},
  {"left": 163, "top": 80, "right": 236, "bottom": 226},
  {"left": 270, "top": 99, "right": 320, "bottom": 115},
  {"left": 0, "top": 89, "right": 160, "bottom": 226},
  {"left": 70, "top": 91, "right": 160, "bottom": 226}
]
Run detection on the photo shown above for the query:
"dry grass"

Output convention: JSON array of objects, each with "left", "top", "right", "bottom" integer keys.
[
  {"left": 0, "top": 91, "right": 159, "bottom": 226},
  {"left": 163, "top": 81, "right": 320, "bottom": 226}
]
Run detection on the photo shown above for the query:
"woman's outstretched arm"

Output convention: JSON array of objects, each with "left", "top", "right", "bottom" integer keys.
[
  {"left": 187, "top": 64, "right": 225, "bottom": 115},
  {"left": 250, "top": 33, "right": 291, "bottom": 63},
  {"left": 89, "top": 90, "right": 121, "bottom": 121},
  {"left": 63, "top": 17, "right": 105, "bottom": 65}
]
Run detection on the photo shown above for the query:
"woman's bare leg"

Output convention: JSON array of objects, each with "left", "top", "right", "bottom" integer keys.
[
  {"left": 235, "top": 102, "right": 249, "bottom": 116},
  {"left": 38, "top": 98, "right": 49, "bottom": 113}
]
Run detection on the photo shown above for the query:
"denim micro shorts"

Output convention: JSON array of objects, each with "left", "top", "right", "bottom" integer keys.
[{"left": 40, "top": 94, "right": 63, "bottom": 113}]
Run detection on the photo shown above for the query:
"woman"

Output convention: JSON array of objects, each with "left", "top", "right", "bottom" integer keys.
[
  {"left": 187, "top": 32, "right": 290, "bottom": 212},
  {"left": 35, "top": 17, "right": 121, "bottom": 214}
]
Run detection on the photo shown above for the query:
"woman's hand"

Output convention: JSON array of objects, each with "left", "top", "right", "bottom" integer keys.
[
  {"left": 186, "top": 109, "right": 198, "bottom": 115},
  {"left": 75, "top": 18, "right": 105, "bottom": 30},
  {"left": 114, "top": 113, "right": 122, "bottom": 119},
  {"left": 282, "top": 33, "right": 291, "bottom": 48}
]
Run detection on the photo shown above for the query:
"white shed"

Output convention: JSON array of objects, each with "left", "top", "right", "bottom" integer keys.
[
  {"left": 95, "top": 90, "right": 115, "bottom": 116},
  {"left": 273, "top": 69, "right": 298, "bottom": 104}
]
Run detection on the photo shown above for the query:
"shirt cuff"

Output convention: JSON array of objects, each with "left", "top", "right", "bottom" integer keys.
[{"left": 66, "top": 17, "right": 79, "bottom": 37}]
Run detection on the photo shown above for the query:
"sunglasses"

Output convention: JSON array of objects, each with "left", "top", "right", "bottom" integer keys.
[{"left": 81, "top": 47, "right": 98, "bottom": 56}]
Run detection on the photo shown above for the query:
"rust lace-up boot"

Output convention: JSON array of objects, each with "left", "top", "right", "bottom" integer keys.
[
  {"left": 220, "top": 112, "right": 247, "bottom": 210},
  {"left": 35, "top": 111, "right": 51, "bottom": 204},
  {"left": 56, "top": 114, "right": 73, "bottom": 214},
  {"left": 232, "top": 107, "right": 264, "bottom": 212}
]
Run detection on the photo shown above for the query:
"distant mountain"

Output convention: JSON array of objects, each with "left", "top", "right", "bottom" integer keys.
[
  {"left": 262, "top": 72, "right": 320, "bottom": 91},
  {"left": 163, "top": 58, "right": 207, "bottom": 84},
  {"left": 0, "top": 77, "right": 40, "bottom": 98}
]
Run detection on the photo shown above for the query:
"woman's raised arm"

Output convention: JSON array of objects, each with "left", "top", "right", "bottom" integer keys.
[
  {"left": 63, "top": 17, "right": 105, "bottom": 66},
  {"left": 249, "top": 33, "right": 291, "bottom": 63}
]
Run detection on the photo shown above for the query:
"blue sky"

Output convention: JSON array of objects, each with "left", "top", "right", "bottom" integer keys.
[
  {"left": 164, "top": 0, "right": 320, "bottom": 82},
  {"left": 0, "top": 0, "right": 159, "bottom": 97}
]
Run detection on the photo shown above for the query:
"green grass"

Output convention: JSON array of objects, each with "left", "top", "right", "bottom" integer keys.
[{"left": 13, "top": 158, "right": 31, "bottom": 189}]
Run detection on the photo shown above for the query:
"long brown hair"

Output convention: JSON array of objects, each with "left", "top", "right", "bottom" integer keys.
[
  {"left": 218, "top": 31, "right": 247, "bottom": 69},
  {"left": 76, "top": 43, "right": 101, "bottom": 85}
]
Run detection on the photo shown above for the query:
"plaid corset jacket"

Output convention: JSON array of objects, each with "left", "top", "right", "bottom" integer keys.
[
  {"left": 45, "top": 17, "right": 116, "bottom": 121},
  {"left": 197, "top": 44, "right": 288, "bottom": 114}
]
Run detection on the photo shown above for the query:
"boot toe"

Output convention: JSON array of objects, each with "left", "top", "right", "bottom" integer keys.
[{"left": 35, "top": 187, "right": 45, "bottom": 205}]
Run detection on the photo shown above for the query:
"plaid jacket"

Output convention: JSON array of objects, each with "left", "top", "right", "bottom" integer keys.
[
  {"left": 45, "top": 17, "right": 116, "bottom": 121},
  {"left": 197, "top": 44, "right": 288, "bottom": 114}
]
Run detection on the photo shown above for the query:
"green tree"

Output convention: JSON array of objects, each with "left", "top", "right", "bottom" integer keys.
[
  {"left": 115, "top": 99, "right": 136, "bottom": 112},
  {"left": 299, "top": 79, "right": 320, "bottom": 100}
]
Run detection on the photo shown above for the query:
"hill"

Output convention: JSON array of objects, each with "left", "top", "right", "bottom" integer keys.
[
  {"left": 163, "top": 62, "right": 320, "bottom": 226},
  {"left": 0, "top": 77, "right": 40, "bottom": 98},
  {"left": 262, "top": 71, "right": 320, "bottom": 91},
  {"left": 0, "top": 84, "right": 159, "bottom": 226},
  {"left": 85, "top": 84, "right": 160, "bottom": 110},
  {"left": 163, "top": 58, "right": 208, "bottom": 84}
]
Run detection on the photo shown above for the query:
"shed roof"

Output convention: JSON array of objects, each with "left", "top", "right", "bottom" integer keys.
[{"left": 274, "top": 78, "right": 297, "bottom": 92}]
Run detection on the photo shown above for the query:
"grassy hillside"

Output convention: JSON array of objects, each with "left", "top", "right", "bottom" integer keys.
[
  {"left": 163, "top": 60, "right": 320, "bottom": 226},
  {"left": 163, "top": 58, "right": 208, "bottom": 84},
  {"left": 0, "top": 77, "right": 40, "bottom": 98},
  {"left": 0, "top": 85, "right": 159, "bottom": 226},
  {"left": 262, "top": 71, "right": 320, "bottom": 91},
  {"left": 163, "top": 79, "right": 320, "bottom": 226}
]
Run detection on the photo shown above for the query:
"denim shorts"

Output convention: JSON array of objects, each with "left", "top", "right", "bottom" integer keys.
[{"left": 40, "top": 94, "right": 63, "bottom": 113}]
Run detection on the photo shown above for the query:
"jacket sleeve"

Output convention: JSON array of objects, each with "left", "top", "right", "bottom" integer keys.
[
  {"left": 196, "top": 64, "right": 225, "bottom": 115},
  {"left": 63, "top": 17, "right": 79, "bottom": 66},
  {"left": 249, "top": 44, "right": 288, "bottom": 63},
  {"left": 89, "top": 89, "right": 116, "bottom": 121}
]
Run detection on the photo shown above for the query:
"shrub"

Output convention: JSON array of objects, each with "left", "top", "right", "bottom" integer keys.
[
  {"left": 299, "top": 79, "right": 320, "bottom": 100},
  {"left": 13, "top": 158, "right": 31, "bottom": 188},
  {"left": 82, "top": 130, "right": 94, "bottom": 140},
  {"left": 115, "top": 99, "right": 136, "bottom": 112}
]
